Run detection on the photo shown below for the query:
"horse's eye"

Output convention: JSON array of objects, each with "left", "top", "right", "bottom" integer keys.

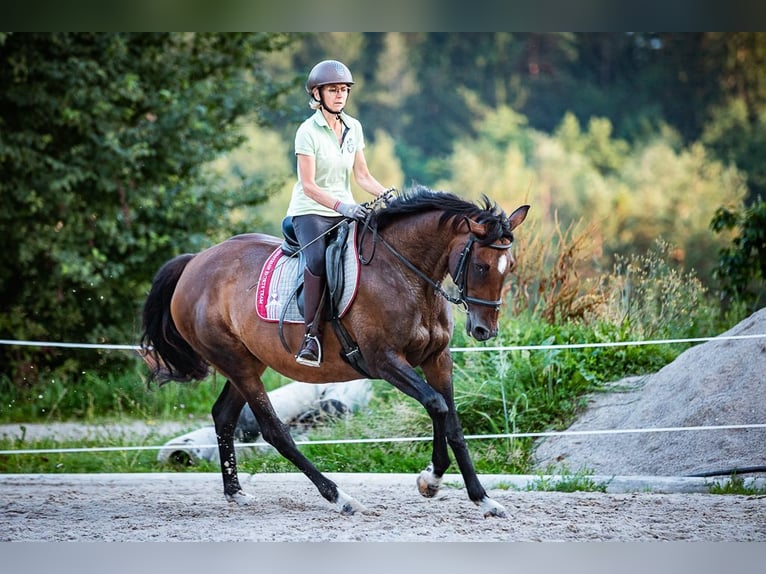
[{"left": 474, "top": 263, "right": 489, "bottom": 277}]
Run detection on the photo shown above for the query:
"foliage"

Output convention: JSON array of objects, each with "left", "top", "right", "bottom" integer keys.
[
  {"left": 0, "top": 33, "right": 292, "bottom": 384},
  {"left": 0, "top": 357, "right": 291, "bottom": 423},
  {"left": 711, "top": 199, "right": 766, "bottom": 310},
  {"left": 432, "top": 98, "right": 746, "bottom": 297},
  {"left": 599, "top": 239, "right": 720, "bottom": 339},
  {"left": 708, "top": 474, "right": 766, "bottom": 496},
  {"left": 606, "top": 140, "right": 747, "bottom": 282},
  {"left": 507, "top": 214, "right": 605, "bottom": 324},
  {"left": 525, "top": 467, "right": 608, "bottom": 492},
  {"left": 450, "top": 316, "right": 678, "bottom": 441}
]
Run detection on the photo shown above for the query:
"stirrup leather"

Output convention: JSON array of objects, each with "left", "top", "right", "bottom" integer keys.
[{"left": 295, "top": 333, "right": 322, "bottom": 368}]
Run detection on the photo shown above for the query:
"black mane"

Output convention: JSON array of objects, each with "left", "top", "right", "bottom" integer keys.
[{"left": 370, "top": 185, "right": 513, "bottom": 245}]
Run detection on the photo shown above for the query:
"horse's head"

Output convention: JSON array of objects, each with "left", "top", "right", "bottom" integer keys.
[
  {"left": 450, "top": 203, "right": 529, "bottom": 341},
  {"left": 370, "top": 187, "right": 530, "bottom": 341}
]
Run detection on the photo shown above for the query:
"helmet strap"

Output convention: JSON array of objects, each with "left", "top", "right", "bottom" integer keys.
[{"left": 315, "top": 87, "right": 345, "bottom": 117}]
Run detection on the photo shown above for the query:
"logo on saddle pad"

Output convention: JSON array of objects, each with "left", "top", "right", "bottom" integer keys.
[{"left": 255, "top": 222, "right": 361, "bottom": 324}]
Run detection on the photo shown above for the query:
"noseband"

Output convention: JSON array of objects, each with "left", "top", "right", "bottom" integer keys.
[
  {"left": 373, "top": 231, "right": 512, "bottom": 312},
  {"left": 451, "top": 235, "right": 513, "bottom": 311}
]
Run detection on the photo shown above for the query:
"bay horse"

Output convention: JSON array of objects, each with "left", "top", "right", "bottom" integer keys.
[{"left": 141, "top": 186, "right": 529, "bottom": 517}]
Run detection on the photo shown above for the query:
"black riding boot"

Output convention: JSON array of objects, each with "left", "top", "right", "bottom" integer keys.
[{"left": 296, "top": 268, "right": 326, "bottom": 367}]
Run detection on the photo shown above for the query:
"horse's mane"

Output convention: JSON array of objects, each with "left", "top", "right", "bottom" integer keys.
[{"left": 370, "top": 185, "right": 514, "bottom": 245}]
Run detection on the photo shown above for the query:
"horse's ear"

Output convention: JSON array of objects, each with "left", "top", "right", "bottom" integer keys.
[
  {"left": 465, "top": 218, "right": 487, "bottom": 237},
  {"left": 507, "top": 205, "right": 530, "bottom": 231}
]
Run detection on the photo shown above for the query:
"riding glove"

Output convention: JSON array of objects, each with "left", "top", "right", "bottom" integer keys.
[
  {"left": 379, "top": 187, "right": 397, "bottom": 203},
  {"left": 335, "top": 202, "right": 369, "bottom": 221}
]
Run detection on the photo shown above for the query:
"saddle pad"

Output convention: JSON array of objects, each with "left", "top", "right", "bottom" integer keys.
[{"left": 255, "top": 224, "right": 361, "bottom": 324}]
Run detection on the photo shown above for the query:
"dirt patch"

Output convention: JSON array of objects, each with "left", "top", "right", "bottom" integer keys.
[{"left": 1, "top": 472, "right": 764, "bottom": 541}]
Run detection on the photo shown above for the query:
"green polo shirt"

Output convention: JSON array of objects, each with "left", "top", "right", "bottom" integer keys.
[{"left": 286, "top": 109, "right": 365, "bottom": 217}]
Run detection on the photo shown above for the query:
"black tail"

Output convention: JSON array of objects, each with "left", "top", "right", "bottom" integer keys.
[{"left": 140, "top": 254, "right": 209, "bottom": 384}]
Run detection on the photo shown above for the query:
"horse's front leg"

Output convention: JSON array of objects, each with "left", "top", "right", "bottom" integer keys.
[
  {"left": 420, "top": 353, "right": 508, "bottom": 518},
  {"left": 374, "top": 354, "right": 454, "bottom": 500},
  {"left": 211, "top": 380, "right": 254, "bottom": 505}
]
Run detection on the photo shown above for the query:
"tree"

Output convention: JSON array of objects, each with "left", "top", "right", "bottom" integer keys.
[
  {"left": 0, "top": 33, "right": 292, "bottom": 384},
  {"left": 711, "top": 200, "right": 766, "bottom": 310}
]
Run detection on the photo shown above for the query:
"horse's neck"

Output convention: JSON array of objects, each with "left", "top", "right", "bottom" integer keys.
[{"left": 383, "top": 213, "right": 456, "bottom": 280}]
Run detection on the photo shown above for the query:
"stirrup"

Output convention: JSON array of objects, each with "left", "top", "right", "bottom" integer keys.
[{"left": 295, "top": 334, "right": 322, "bottom": 368}]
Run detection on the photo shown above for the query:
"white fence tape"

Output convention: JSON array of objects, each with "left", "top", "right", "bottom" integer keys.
[
  {"left": 2, "top": 333, "right": 765, "bottom": 353},
  {"left": 2, "top": 423, "right": 765, "bottom": 457}
]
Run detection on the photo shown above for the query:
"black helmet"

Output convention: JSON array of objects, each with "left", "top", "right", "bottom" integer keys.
[{"left": 306, "top": 60, "right": 354, "bottom": 95}]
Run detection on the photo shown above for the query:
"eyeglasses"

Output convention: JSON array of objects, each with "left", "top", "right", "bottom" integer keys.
[{"left": 324, "top": 85, "right": 350, "bottom": 95}]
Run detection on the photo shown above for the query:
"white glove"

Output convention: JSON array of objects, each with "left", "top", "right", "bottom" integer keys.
[{"left": 335, "top": 202, "right": 369, "bottom": 220}]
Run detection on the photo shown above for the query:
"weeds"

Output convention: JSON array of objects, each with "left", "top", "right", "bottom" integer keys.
[
  {"left": 708, "top": 475, "right": 766, "bottom": 496},
  {"left": 526, "top": 468, "right": 608, "bottom": 493},
  {"left": 599, "top": 239, "right": 719, "bottom": 339},
  {"left": 508, "top": 215, "right": 605, "bottom": 323}
]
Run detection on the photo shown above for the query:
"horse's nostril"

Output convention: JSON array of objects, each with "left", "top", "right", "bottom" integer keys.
[{"left": 473, "top": 325, "right": 490, "bottom": 340}]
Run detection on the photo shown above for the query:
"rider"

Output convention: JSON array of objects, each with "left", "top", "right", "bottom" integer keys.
[{"left": 287, "top": 59, "right": 390, "bottom": 368}]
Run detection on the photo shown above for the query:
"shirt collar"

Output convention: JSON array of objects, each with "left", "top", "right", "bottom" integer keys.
[{"left": 312, "top": 108, "right": 347, "bottom": 128}]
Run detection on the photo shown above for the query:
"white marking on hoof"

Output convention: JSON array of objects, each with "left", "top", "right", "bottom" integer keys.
[
  {"left": 416, "top": 462, "right": 442, "bottom": 498},
  {"left": 225, "top": 490, "right": 255, "bottom": 506},
  {"left": 335, "top": 488, "right": 367, "bottom": 516},
  {"left": 477, "top": 496, "right": 507, "bottom": 518}
]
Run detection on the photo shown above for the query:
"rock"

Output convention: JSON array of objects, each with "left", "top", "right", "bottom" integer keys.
[{"left": 533, "top": 308, "right": 766, "bottom": 476}]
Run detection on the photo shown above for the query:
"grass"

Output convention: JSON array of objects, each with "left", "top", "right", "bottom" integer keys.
[
  {"left": 0, "top": 362, "right": 292, "bottom": 423},
  {"left": 708, "top": 475, "right": 766, "bottom": 496},
  {"left": 524, "top": 469, "right": 609, "bottom": 493},
  {"left": 0, "top": 326, "right": 686, "bottom": 476},
  {"left": 0, "top": 310, "right": 726, "bottom": 477}
]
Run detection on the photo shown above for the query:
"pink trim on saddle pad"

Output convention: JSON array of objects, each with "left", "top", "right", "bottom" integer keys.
[{"left": 255, "top": 224, "right": 361, "bottom": 323}]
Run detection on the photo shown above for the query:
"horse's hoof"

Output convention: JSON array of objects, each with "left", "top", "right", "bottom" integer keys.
[
  {"left": 335, "top": 488, "right": 367, "bottom": 516},
  {"left": 416, "top": 464, "right": 442, "bottom": 498},
  {"left": 477, "top": 496, "right": 507, "bottom": 518},
  {"left": 225, "top": 490, "right": 255, "bottom": 506}
]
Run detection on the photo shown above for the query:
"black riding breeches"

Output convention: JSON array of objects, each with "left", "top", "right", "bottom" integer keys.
[{"left": 291, "top": 214, "right": 344, "bottom": 276}]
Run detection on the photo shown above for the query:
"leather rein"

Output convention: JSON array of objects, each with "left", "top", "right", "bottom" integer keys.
[{"left": 360, "top": 222, "right": 513, "bottom": 312}]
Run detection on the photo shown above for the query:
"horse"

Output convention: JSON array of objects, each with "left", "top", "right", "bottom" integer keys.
[{"left": 141, "top": 186, "right": 529, "bottom": 517}]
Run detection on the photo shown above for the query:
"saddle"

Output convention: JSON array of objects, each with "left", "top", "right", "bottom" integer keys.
[
  {"left": 255, "top": 218, "right": 361, "bottom": 324},
  {"left": 254, "top": 218, "right": 370, "bottom": 376}
]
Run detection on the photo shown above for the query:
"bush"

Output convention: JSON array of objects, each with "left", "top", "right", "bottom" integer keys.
[{"left": 711, "top": 199, "right": 766, "bottom": 311}]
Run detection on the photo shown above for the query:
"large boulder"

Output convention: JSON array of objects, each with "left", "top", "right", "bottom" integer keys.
[{"left": 533, "top": 308, "right": 766, "bottom": 476}]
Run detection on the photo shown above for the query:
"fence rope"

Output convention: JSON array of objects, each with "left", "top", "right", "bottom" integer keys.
[
  {"left": 1, "top": 333, "right": 765, "bottom": 353},
  {"left": 2, "top": 423, "right": 765, "bottom": 456}
]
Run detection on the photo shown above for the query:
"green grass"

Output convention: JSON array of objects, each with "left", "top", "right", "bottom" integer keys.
[
  {"left": 0, "top": 362, "right": 292, "bottom": 423},
  {"left": 708, "top": 475, "right": 766, "bottom": 496},
  {"left": 524, "top": 469, "right": 609, "bottom": 493},
  {"left": 0, "top": 432, "right": 219, "bottom": 474}
]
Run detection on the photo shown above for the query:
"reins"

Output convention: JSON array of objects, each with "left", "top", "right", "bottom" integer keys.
[
  {"left": 366, "top": 222, "right": 512, "bottom": 312},
  {"left": 377, "top": 234, "right": 465, "bottom": 306}
]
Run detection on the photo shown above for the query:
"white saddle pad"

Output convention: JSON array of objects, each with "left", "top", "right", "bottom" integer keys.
[{"left": 255, "top": 224, "right": 361, "bottom": 324}]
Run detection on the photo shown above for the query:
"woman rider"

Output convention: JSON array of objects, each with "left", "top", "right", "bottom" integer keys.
[{"left": 287, "top": 59, "right": 391, "bottom": 367}]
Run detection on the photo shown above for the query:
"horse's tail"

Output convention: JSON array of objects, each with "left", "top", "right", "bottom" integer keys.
[{"left": 140, "top": 254, "right": 209, "bottom": 384}]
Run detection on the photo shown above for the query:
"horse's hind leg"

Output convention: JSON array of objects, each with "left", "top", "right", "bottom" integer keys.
[
  {"left": 212, "top": 380, "right": 253, "bottom": 504},
  {"left": 241, "top": 377, "right": 367, "bottom": 515}
]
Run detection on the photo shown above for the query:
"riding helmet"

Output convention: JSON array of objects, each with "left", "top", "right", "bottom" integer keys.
[{"left": 306, "top": 60, "right": 354, "bottom": 95}]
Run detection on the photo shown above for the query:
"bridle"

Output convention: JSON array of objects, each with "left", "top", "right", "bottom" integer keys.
[
  {"left": 369, "top": 228, "right": 513, "bottom": 312},
  {"left": 450, "top": 234, "right": 513, "bottom": 311}
]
